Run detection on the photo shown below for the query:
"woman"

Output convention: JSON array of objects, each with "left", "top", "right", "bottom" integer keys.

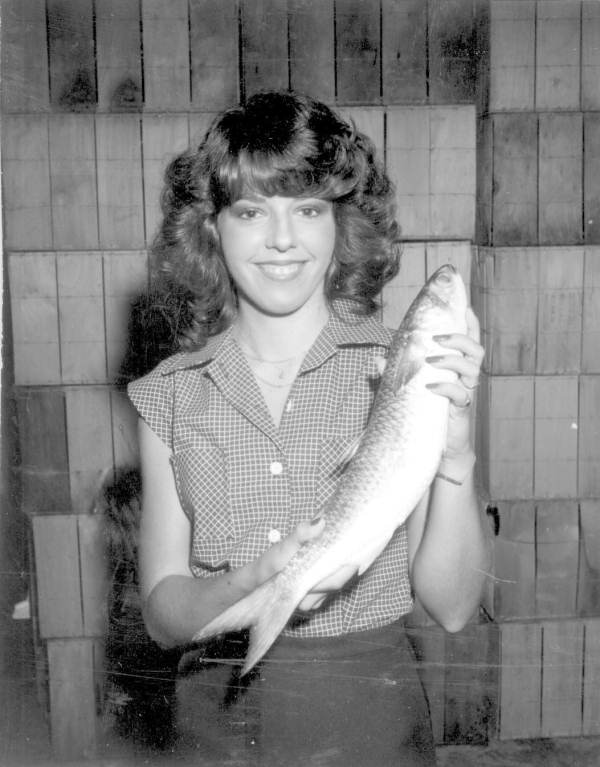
[{"left": 128, "top": 91, "right": 490, "bottom": 765}]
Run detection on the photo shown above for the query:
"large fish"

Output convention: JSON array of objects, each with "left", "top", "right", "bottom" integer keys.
[{"left": 193, "top": 263, "right": 468, "bottom": 674}]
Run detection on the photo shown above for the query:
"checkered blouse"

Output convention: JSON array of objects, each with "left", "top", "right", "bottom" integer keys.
[{"left": 128, "top": 301, "right": 413, "bottom": 637}]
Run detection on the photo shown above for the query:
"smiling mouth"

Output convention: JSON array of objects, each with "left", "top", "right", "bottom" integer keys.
[{"left": 256, "top": 262, "right": 306, "bottom": 280}]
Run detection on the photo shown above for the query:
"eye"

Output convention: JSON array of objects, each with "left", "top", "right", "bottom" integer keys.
[
  {"left": 296, "top": 201, "right": 328, "bottom": 218},
  {"left": 236, "top": 207, "right": 263, "bottom": 220}
]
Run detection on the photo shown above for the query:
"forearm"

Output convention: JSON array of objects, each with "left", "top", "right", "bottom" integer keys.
[
  {"left": 411, "top": 458, "right": 491, "bottom": 632},
  {"left": 143, "top": 564, "right": 259, "bottom": 648}
]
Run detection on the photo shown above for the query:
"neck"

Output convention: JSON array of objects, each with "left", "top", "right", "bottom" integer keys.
[{"left": 234, "top": 301, "right": 330, "bottom": 361}]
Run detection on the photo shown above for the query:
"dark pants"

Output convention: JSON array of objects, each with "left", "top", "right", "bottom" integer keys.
[{"left": 176, "top": 621, "right": 437, "bottom": 766}]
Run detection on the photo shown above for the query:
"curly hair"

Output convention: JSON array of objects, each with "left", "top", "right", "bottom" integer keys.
[{"left": 153, "top": 91, "right": 401, "bottom": 349}]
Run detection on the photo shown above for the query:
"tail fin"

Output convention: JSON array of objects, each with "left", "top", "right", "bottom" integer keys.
[{"left": 192, "top": 577, "right": 300, "bottom": 675}]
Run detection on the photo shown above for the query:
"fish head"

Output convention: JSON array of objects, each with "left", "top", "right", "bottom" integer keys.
[{"left": 404, "top": 264, "right": 468, "bottom": 339}]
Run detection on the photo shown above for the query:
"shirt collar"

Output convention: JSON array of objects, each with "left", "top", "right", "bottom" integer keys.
[{"left": 160, "top": 299, "right": 391, "bottom": 376}]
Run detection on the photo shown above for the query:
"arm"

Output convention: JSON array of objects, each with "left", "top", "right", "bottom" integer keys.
[
  {"left": 137, "top": 418, "right": 328, "bottom": 647},
  {"left": 406, "top": 308, "right": 492, "bottom": 632}
]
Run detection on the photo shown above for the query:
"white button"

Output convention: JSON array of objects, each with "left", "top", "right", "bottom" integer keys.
[
  {"left": 269, "top": 460, "right": 283, "bottom": 476},
  {"left": 268, "top": 528, "right": 281, "bottom": 544},
  {"left": 285, "top": 399, "right": 293, "bottom": 413}
]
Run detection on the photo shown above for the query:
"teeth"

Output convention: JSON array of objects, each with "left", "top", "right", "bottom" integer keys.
[{"left": 258, "top": 262, "right": 302, "bottom": 277}]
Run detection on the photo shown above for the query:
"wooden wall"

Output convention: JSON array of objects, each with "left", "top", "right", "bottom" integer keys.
[{"left": 2, "top": 0, "right": 600, "bottom": 758}]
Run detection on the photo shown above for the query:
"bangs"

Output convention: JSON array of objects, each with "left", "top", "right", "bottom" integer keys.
[{"left": 212, "top": 149, "right": 336, "bottom": 208}]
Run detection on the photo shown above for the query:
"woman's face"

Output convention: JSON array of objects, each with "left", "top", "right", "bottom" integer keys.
[{"left": 216, "top": 194, "right": 336, "bottom": 318}]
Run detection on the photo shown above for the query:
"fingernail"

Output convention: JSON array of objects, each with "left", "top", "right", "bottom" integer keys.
[
  {"left": 310, "top": 516, "right": 322, "bottom": 526},
  {"left": 433, "top": 334, "right": 450, "bottom": 342},
  {"left": 426, "top": 355, "right": 443, "bottom": 363}
]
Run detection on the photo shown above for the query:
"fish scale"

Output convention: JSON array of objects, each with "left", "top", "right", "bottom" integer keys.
[{"left": 193, "top": 263, "right": 468, "bottom": 674}]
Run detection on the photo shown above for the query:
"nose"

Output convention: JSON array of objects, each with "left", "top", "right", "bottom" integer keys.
[{"left": 266, "top": 211, "right": 296, "bottom": 252}]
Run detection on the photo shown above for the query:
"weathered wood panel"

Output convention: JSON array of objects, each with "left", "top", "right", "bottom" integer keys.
[
  {"left": 538, "top": 112, "right": 583, "bottom": 245},
  {"left": 96, "top": 0, "right": 143, "bottom": 112},
  {"left": 336, "top": 0, "right": 381, "bottom": 104},
  {"left": 541, "top": 620, "right": 584, "bottom": 737},
  {"left": 190, "top": 0, "right": 239, "bottom": 111},
  {"left": 49, "top": 116, "right": 98, "bottom": 250},
  {"left": 96, "top": 115, "right": 145, "bottom": 249},
  {"left": 584, "top": 114, "right": 600, "bottom": 245},
  {"left": 582, "top": 0, "right": 600, "bottom": 110},
  {"left": 583, "top": 619, "right": 600, "bottom": 734},
  {"left": 381, "top": 0, "right": 428, "bottom": 104},
  {"left": 9, "top": 253, "right": 61, "bottom": 386},
  {"left": 142, "top": 0, "right": 190, "bottom": 110},
  {"left": 1, "top": 0, "right": 49, "bottom": 112},
  {"left": 240, "top": 0, "right": 289, "bottom": 97},
  {"left": 578, "top": 375, "right": 600, "bottom": 497},
  {"left": 489, "top": 0, "right": 536, "bottom": 111},
  {"left": 533, "top": 377, "right": 578, "bottom": 499},
  {"left": 47, "top": 0, "right": 96, "bottom": 111},
  {"left": 535, "top": 0, "right": 581, "bottom": 111},
  {"left": 499, "top": 622, "right": 542, "bottom": 739},
  {"left": 582, "top": 246, "right": 600, "bottom": 372},
  {"left": 536, "top": 502, "right": 579, "bottom": 617},
  {"left": 289, "top": 0, "right": 335, "bottom": 103},
  {"left": 2, "top": 116, "right": 52, "bottom": 250}
]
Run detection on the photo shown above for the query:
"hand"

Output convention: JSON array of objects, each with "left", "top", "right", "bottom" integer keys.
[
  {"left": 251, "top": 518, "right": 357, "bottom": 611},
  {"left": 425, "top": 307, "right": 484, "bottom": 459}
]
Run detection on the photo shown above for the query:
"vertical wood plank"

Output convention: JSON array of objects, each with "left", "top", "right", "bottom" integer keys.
[
  {"left": 578, "top": 501, "right": 600, "bottom": 617},
  {"left": 142, "top": 115, "right": 190, "bottom": 243},
  {"left": 9, "top": 253, "right": 61, "bottom": 385},
  {"left": 492, "top": 113, "right": 538, "bottom": 246},
  {"left": 582, "top": 0, "right": 600, "bottom": 110},
  {"left": 47, "top": 639, "right": 97, "bottom": 759},
  {"left": 96, "top": 0, "right": 143, "bottom": 111},
  {"left": 78, "top": 515, "right": 109, "bottom": 637},
  {"left": 103, "top": 251, "right": 149, "bottom": 382},
  {"left": 404, "top": 626, "right": 446, "bottom": 744},
  {"left": 578, "top": 375, "right": 600, "bottom": 497},
  {"left": 499, "top": 622, "right": 542, "bottom": 739},
  {"left": 535, "top": 0, "right": 581, "bottom": 111},
  {"left": 491, "top": 501, "right": 537, "bottom": 620},
  {"left": 289, "top": 0, "right": 335, "bottom": 103},
  {"left": 381, "top": 0, "right": 427, "bottom": 104},
  {"left": 536, "top": 502, "right": 579, "bottom": 617},
  {"left": 534, "top": 377, "right": 579, "bottom": 499},
  {"left": 489, "top": 376, "right": 534, "bottom": 499},
  {"left": 142, "top": 0, "right": 190, "bottom": 110},
  {"left": 1, "top": 0, "right": 50, "bottom": 112},
  {"left": 489, "top": 0, "right": 536, "bottom": 111},
  {"left": 429, "top": 106, "right": 476, "bottom": 239},
  {"left": 443, "top": 622, "right": 499, "bottom": 745},
  {"left": 536, "top": 248, "right": 584, "bottom": 373},
  {"left": 476, "top": 115, "right": 493, "bottom": 246},
  {"left": 584, "top": 114, "right": 600, "bottom": 245},
  {"left": 335, "top": 0, "right": 381, "bottom": 104},
  {"left": 386, "top": 107, "right": 430, "bottom": 239},
  {"left": 47, "top": 0, "right": 96, "bottom": 111},
  {"left": 190, "top": 0, "right": 239, "bottom": 111},
  {"left": 96, "top": 115, "right": 145, "bottom": 248},
  {"left": 538, "top": 112, "right": 583, "bottom": 245},
  {"left": 2, "top": 115, "right": 52, "bottom": 250},
  {"left": 15, "top": 388, "right": 70, "bottom": 514},
  {"left": 382, "top": 242, "right": 426, "bottom": 329},
  {"left": 57, "top": 253, "right": 106, "bottom": 384},
  {"left": 582, "top": 246, "right": 600, "bottom": 372},
  {"left": 541, "top": 620, "right": 584, "bottom": 737},
  {"left": 486, "top": 247, "right": 539, "bottom": 375},
  {"left": 65, "top": 388, "right": 114, "bottom": 514},
  {"left": 583, "top": 619, "right": 600, "bottom": 735},
  {"left": 111, "top": 389, "right": 141, "bottom": 469},
  {"left": 428, "top": 0, "right": 484, "bottom": 104},
  {"left": 240, "top": 0, "right": 289, "bottom": 96},
  {"left": 33, "top": 516, "right": 82, "bottom": 637},
  {"left": 49, "top": 116, "right": 98, "bottom": 250}
]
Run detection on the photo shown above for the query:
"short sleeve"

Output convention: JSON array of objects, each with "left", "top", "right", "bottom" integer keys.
[{"left": 127, "top": 361, "right": 175, "bottom": 449}]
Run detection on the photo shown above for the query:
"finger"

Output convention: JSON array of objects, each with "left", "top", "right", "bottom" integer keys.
[
  {"left": 426, "top": 381, "right": 473, "bottom": 410},
  {"left": 433, "top": 332, "right": 484, "bottom": 364},
  {"left": 293, "top": 517, "right": 325, "bottom": 545},
  {"left": 425, "top": 354, "right": 481, "bottom": 390},
  {"left": 465, "top": 307, "right": 481, "bottom": 343}
]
